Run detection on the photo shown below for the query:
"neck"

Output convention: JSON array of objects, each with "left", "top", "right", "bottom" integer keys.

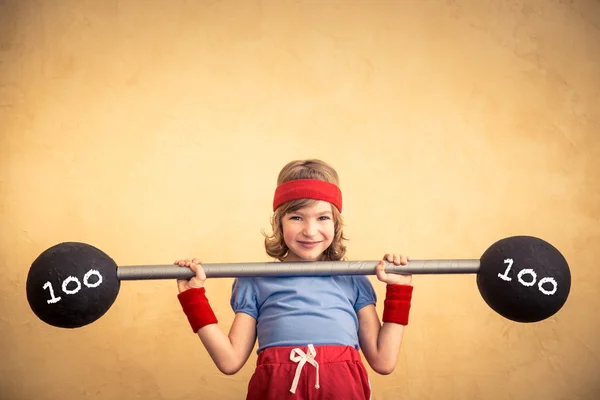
[{"left": 283, "top": 253, "right": 327, "bottom": 262}]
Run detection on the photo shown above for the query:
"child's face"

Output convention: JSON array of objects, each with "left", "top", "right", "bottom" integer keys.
[{"left": 282, "top": 200, "right": 335, "bottom": 262}]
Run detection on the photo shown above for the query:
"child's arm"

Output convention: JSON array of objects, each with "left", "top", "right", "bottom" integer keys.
[
  {"left": 357, "top": 304, "right": 406, "bottom": 375},
  {"left": 357, "top": 253, "right": 412, "bottom": 375},
  {"left": 197, "top": 312, "right": 257, "bottom": 375},
  {"left": 176, "top": 258, "right": 257, "bottom": 375}
]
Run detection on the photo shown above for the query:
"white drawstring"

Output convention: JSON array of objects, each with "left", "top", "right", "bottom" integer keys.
[{"left": 289, "top": 344, "right": 320, "bottom": 394}]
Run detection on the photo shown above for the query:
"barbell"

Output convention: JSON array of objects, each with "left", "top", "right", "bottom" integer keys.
[{"left": 26, "top": 235, "right": 571, "bottom": 329}]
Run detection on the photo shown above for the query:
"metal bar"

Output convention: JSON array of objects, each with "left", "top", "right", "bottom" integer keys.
[{"left": 117, "top": 259, "right": 481, "bottom": 280}]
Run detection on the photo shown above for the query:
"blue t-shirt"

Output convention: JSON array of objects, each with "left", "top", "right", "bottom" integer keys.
[{"left": 230, "top": 276, "right": 377, "bottom": 352}]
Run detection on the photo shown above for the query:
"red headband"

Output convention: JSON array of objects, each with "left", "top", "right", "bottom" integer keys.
[{"left": 273, "top": 179, "right": 342, "bottom": 212}]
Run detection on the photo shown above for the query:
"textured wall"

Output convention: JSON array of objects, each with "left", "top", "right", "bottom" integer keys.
[{"left": 1, "top": 1, "right": 599, "bottom": 399}]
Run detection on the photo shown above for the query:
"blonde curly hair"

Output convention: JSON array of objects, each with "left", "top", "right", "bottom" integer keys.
[{"left": 263, "top": 159, "right": 347, "bottom": 261}]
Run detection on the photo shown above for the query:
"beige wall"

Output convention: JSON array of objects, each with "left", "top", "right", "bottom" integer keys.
[{"left": 1, "top": 1, "right": 599, "bottom": 399}]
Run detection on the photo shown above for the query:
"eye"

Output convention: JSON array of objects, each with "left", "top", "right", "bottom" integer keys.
[
  {"left": 289, "top": 216, "right": 301, "bottom": 221},
  {"left": 319, "top": 216, "right": 331, "bottom": 221}
]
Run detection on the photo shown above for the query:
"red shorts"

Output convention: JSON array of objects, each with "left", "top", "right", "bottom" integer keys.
[{"left": 246, "top": 345, "right": 372, "bottom": 400}]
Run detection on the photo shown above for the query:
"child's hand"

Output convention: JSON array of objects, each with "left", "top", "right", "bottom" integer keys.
[
  {"left": 375, "top": 253, "right": 413, "bottom": 285},
  {"left": 174, "top": 258, "right": 206, "bottom": 293}
]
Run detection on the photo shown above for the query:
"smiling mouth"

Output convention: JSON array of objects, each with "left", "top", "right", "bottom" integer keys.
[{"left": 297, "top": 241, "right": 322, "bottom": 248}]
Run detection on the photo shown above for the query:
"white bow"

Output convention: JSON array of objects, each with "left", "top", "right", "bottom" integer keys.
[{"left": 289, "top": 344, "right": 320, "bottom": 394}]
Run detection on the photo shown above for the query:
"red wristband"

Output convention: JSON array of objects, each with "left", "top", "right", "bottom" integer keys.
[
  {"left": 382, "top": 284, "right": 413, "bottom": 325},
  {"left": 177, "top": 287, "right": 218, "bottom": 333}
]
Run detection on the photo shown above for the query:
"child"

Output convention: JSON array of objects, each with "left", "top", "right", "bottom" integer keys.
[{"left": 175, "top": 159, "right": 413, "bottom": 400}]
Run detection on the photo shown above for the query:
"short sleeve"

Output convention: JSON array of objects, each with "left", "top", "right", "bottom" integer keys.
[
  {"left": 352, "top": 276, "right": 377, "bottom": 312},
  {"left": 230, "top": 278, "right": 259, "bottom": 320}
]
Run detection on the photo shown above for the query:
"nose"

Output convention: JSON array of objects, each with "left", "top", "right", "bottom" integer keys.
[{"left": 302, "top": 221, "right": 317, "bottom": 237}]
